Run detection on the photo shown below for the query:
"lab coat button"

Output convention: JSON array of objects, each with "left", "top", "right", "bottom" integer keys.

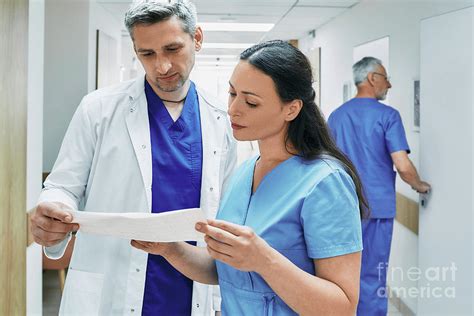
[
  {"left": 141, "top": 145, "right": 146, "bottom": 149},
  {"left": 130, "top": 108, "right": 135, "bottom": 113},
  {"left": 196, "top": 304, "right": 200, "bottom": 308},
  {"left": 209, "top": 187, "right": 214, "bottom": 192},
  {"left": 131, "top": 308, "right": 135, "bottom": 312},
  {"left": 136, "top": 268, "right": 140, "bottom": 272},
  {"left": 213, "top": 150, "right": 217, "bottom": 155},
  {"left": 217, "top": 116, "right": 220, "bottom": 120}
]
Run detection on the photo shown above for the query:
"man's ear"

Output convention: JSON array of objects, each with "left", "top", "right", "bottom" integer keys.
[
  {"left": 194, "top": 26, "right": 203, "bottom": 51},
  {"left": 285, "top": 99, "right": 303, "bottom": 122},
  {"left": 366, "top": 72, "right": 376, "bottom": 86}
]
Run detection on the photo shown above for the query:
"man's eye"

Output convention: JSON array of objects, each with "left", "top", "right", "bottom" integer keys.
[
  {"left": 228, "top": 92, "right": 236, "bottom": 97},
  {"left": 141, "top": 52, "right": 153, "bottom": 57}
]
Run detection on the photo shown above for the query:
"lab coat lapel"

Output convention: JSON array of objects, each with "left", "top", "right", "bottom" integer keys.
[
  {"left": 197, "top": 88, "right": 226, "bottom": 219},
  {"left": 125, "top": 78, "right": 152, "bottom": 212}
]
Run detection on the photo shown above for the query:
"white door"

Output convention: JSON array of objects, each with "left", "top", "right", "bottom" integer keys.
[{"left": 418, "top": 6, "right": 473, "bottom": 315}]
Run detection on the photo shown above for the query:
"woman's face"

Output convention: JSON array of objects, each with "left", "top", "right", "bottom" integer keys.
[{"left": 227, "top": 61, "right": 300, "bottom": 142}]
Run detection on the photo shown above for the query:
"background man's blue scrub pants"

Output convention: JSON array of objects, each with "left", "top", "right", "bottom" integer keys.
[{"left": 357, "top": 218, "right": 394, "bottom": 316}]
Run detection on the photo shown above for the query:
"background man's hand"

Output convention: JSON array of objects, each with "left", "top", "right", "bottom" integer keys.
[
  {"left": 30, "top": 202, "right": 79, "bottom": 247},
  {"left": 414, "top": 181, "right": 431, "bottom": 194}
]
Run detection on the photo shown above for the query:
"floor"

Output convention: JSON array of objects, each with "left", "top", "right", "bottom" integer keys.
[
  {"left": 388, "top": 300, "right": 403, "bottom": 316},
  {"left": 44, "top": 270, "right": 406, "bottom": 315},
  {"left": 43, "top": 270, "right": 61, "bottom": 315}
]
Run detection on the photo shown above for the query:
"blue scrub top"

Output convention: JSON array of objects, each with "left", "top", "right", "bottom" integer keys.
[
  {"left": 142, "top": 80, "right": 202, "bottom": 315},
  {"left": 216, "top": 155, "right": 362, "bottom": 315},
  {"left": 328, "top": 98, "right": 410, "bottom": 218}
]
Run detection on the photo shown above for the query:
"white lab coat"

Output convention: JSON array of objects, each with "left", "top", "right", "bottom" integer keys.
[{"left": 39, "top": 77, "right": 237, "bottom": 315}]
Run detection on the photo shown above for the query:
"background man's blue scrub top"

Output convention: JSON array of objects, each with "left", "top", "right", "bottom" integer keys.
[
  {"left": 216, "top": 155, "right": 362, "bottom": 315},
  {"left": 142, "top": 80, "right": 202, "bottom": 315},
  {"left": 328, "top": 98, "right": 410, "bottom": 218}
]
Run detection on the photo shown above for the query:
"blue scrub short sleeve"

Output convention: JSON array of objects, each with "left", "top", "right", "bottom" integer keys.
[
  {"left": 300, "top": 170, "right": 363, "bottom": 259},
  {"left": 384, "top": 110, "right": 410, "bottom": 154}
]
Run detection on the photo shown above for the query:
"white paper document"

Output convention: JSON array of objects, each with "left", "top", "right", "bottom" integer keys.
[{"left": 69, "top": 208, "right": 206, "bottom": 242}]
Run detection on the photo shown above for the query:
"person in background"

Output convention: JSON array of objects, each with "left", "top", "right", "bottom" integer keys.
[
  {"left": 29, "top": 1, "right": 236, "bottom": 315},
  {"left": 132, "top": 40, "right": 366, "bottom": 315},
  {"left": 328, "top": 56, "right": 431, "bottom": 315}
]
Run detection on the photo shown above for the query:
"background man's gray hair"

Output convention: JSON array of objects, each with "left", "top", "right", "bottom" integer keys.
[
  {"left": 124, "top": 0, "right": 197, "bottom": 39},
  {"left": 353, "top": 56, "right": 383, "bottom": 86}
]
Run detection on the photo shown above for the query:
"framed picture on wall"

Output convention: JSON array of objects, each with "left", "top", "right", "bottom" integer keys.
[
  {"left": 307, "top": 47, "right": 321, "bottom": 107},
  {"left": 343, "top": 81, "right": 352, "bottom": 103},
  {"left": 413, "top": 79, "right": 420, "bottom": 132},
  {"left": 95, "top": 29, "right": 119, "bottom": 89}
]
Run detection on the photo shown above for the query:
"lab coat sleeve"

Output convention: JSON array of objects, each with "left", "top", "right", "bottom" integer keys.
[
  {"left": 43, "top": 233, "right": 73, "bottom": 259},
  {"left": 39, "top": 96, "right": 97, "bottom": 259}
]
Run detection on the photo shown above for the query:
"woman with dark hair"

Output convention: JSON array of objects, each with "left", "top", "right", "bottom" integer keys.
[{"left": 132, "top": 40, "right": 367, "bottom": 315}]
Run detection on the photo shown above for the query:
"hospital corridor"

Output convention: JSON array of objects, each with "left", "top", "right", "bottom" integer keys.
[{"left": 1, "top": 0, "right": 472, "bottom": 315}]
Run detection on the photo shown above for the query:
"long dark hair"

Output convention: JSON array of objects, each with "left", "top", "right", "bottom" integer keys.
[{"left": 240, "top": 40, "right": 369, "bottom": 218}]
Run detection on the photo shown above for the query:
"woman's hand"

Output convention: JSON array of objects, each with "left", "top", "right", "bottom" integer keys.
[
  {"left": 130, "top": 240, "right": 178, "bottom": 259},
  {"left": 195, "top": 219, "right": 274, "bottom": 273}
]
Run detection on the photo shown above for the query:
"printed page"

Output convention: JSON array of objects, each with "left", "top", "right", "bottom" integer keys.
[{"left": 69, "top": 208, "right": 205, "bottom": 242}]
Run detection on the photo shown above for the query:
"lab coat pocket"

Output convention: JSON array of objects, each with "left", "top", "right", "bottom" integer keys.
[{"left": 60, "top": 269, "right": 104, "bottom": 315}]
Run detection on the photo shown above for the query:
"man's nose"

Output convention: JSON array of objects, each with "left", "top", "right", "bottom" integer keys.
[{"left": 155, "top": 58, "right": 172, "bottom": 74}]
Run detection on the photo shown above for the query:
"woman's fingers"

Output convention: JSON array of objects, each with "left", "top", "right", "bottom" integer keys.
[
  {"left": 131, "top": 240, "right": 146, "bottom": 250},
  {"left": 196, "top": 222, "right": 237, "bottom": 245},
  {"left": 130, "top": 240, "right": 155, "bottom": 251},
  {"left": 207, "top": 219, "right": 246, "bottom": 236},
  {"left": 206, "top": 242, "right": 232, "bottom": 264},
  {"left": 204, "top": 235, "right": 233, "bottom": 256}
]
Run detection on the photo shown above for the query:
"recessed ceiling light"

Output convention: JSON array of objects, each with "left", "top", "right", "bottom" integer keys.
[{"left": 199, "top": 22, "right": 274, "bottom": 32}]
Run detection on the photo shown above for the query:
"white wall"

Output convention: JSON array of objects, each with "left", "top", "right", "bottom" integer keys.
[
  {"left": 43, "top": 0, "right": 90, "bottom": 172},
  {"left": 27, "top": 1, "right": 45, "bottom": 314},
  {"left": 298, "top": 0, "right": 473, "bottom": 312},
  {"left": 418, "top": 7, "right": 473, "bottom": 315},
  {"left": 43, "top": 0, "right": 123, "bottom": 172}
]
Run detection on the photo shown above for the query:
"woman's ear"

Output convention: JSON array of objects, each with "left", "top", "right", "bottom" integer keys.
[{"left": 285, "top": 99, "right": 303, "bottom": 122}]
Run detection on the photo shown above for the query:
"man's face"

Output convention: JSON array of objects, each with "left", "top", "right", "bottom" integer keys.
[
  {"left": 371, "top": 65, "right": 392, "bottom": 100},
  {"left": 132, "top": 16, "right": 202, "bottom": 93}
]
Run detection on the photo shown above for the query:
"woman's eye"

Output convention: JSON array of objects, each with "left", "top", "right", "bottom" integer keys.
[
  {"left": 246, "top": 101, "right": 257, "bottom": 108},
  {"left": 228, "top": 92, "right": 236, "bottom": 97}
]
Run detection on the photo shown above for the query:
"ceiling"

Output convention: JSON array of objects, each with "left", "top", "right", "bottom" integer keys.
[{"left": 98, "top": 0, "right": 359, "bottom": 66}]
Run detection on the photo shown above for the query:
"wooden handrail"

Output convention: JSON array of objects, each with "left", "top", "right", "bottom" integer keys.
[{"left": 395, "top": 192, "right": 419, "bottom": 235}]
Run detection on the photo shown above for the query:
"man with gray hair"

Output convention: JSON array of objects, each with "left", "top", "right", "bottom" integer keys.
[
  {"left": 30, "top": 0, "right": 235, "bottom": 315},
  {"left": 328, "top": 56, "right": 430, "bottom": 315}
]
